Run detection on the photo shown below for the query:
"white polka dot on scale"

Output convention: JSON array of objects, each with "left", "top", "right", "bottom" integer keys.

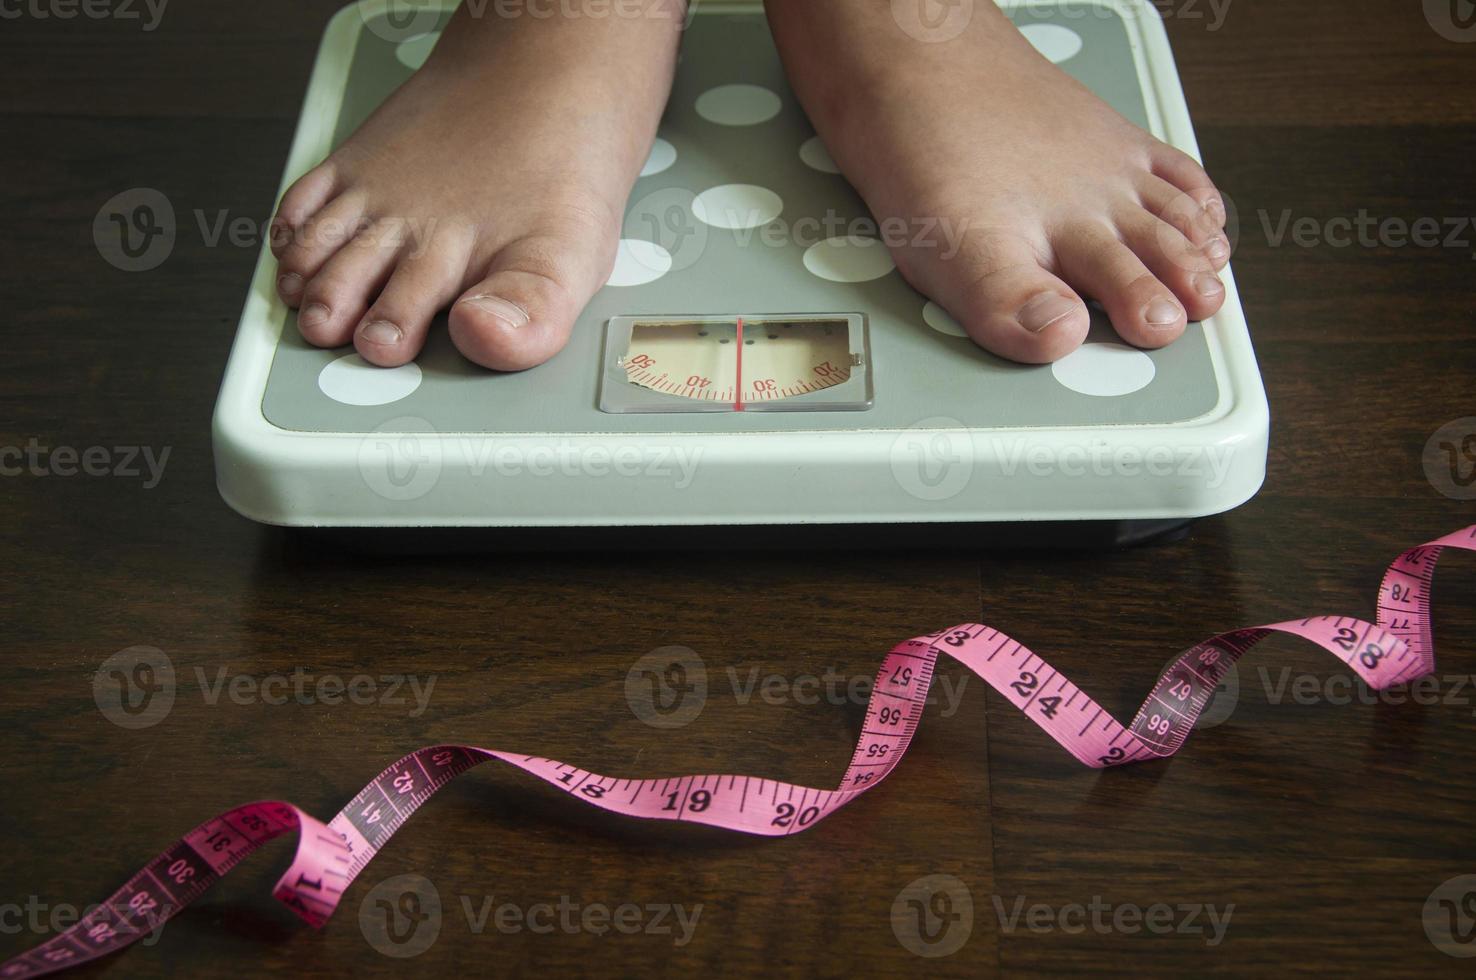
[
  {"left": 607, "top": 239, "right": 674, "bottom": 287},
  {"left": 695, "top": 84, "right": 782, "bottom": 126},
  {"left": 922, "top": 302, "right": 969, "bottom": 338},
  {"left": 640, "top": 138, "right": 677, "bottom": 177},
  {"left": 395, "top": 32, "right": 440, "bottom": 70},
  {"left": 1051, "top": 342, "right": 1157, "bottom": 397},
  {"left": 799, "top": 136, "right": 841, "bottom": 174},
  {"left": 1018, "top": 23, "right": 1084, "bottom": 64},
  {"left": 691, "top": 184, "right": 784, "bottom": 230},
  {"left": 318, "top": 354, "right": 423, "bottom": 406},
  {"left": 803, "top": 236, "right": 897, "bottom": 283}
]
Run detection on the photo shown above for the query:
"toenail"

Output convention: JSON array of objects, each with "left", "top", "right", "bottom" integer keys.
[
  {"left": 277, "top": 273, "right": 304, "bottom": 297},
  {"left": 1145, "top": 298, "right": 1183, "bottom": 328},
  {"left": 1017, "top": 293, "right": 1078, "bottom": 333},
  {"left": 1206, "top": 237, "right": 1230, "bottom": 262},
  {"left": 1193, "top": 272, "right": 1223, "bottom": 297},
  {"left": 300, "top": 303, "right": 331, "bottom": 328},
  {"left": 359, "top": 320, "right": 403, "bottom": 346},
  {"left": 460, "top": 294, "right": 530, "bottom": 328}
]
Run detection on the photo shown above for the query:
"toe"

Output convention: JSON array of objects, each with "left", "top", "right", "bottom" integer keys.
[
  {"left": 295, "top": 220, "right": 405, "bottom": 348},
  {"left": 354, "top": 234, "right": 474, "bottom": 368},
  {"left": 1149, "top": 147, "right": 1229, "bottom": 269},
  {"left": 1116, "top": 210, "right": 1225, "bottom": 324},
  {"left": 1138, "top": 174, "right": 1231, "bottom": 269},
  {"left": 271, "top": 164, "right": 338, "bottom": 257},
  {"left": 1055, "top": 223, "right": 1187, "bottom": 349},
  {"left": 1152, "top": 144, "right": 1221, "bottom": 205},
  {"left": 911, "top": 232, "right": 1091, "bottom": 364},
  {"left": 274, "top": 193, "right": 368, "bottom": 308},
  {"left": 449, "top": 235, "right": 608, "bottom": 372}
]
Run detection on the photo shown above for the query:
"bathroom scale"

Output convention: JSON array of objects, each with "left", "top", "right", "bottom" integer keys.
[{"left": 213, "top": 0, "right": 1268, "bottom": 548}]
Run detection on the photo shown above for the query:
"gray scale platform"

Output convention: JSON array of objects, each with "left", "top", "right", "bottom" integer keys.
[{"left": 214, "top": 0, "right": 1268, "bottom": 531}]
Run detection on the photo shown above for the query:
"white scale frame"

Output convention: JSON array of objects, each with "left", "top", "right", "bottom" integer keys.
[{"left": 213, "top": 0, "right": 1269, "bottom": 530}]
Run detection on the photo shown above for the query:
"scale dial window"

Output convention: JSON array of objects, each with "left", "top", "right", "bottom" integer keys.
[{"left": 600, "top": 314, "right": 872, "bottom": 414}]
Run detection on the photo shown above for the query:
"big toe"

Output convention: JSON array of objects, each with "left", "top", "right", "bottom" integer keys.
[
  {"left": 449, "top": 234, "right": 612, "bottom": 372},
  {"left": 913, "top": 233, "right": 1091, "bottom": 364}
]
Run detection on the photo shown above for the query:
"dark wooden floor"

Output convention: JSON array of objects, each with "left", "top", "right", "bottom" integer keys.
[{"left": 3, "top": 0, "right": 1475, "bottom": 976}]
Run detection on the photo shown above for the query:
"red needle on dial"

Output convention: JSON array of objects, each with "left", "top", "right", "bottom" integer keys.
[{"left": 734, "top": 316, "right": 745, "bottom": 412}]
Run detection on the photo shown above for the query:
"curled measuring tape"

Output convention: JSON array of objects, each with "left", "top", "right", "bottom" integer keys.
[{"left": 3, "top": 526, "right": 1472, "bottom": 978}]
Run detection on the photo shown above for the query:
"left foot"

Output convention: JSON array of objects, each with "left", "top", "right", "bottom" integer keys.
[{"left": 766, "top": 0, "right": 1231, "bottom": 363}]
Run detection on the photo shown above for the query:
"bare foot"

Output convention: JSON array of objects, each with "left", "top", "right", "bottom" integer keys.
[
  {"left": 766, "top": 0, "right": 1231, "bottom": 364},
  {"left": 270, "top": 3, "right": 685, "bottom": 370}
]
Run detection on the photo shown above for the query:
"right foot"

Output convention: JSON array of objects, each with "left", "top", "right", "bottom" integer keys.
[{"left": 270, "top": 3, "right": 685, "bottom": 370}]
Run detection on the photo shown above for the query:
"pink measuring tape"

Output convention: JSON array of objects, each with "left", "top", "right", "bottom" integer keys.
[{"left": 3, "top": 526, "right": 1473, "bottom": 977}]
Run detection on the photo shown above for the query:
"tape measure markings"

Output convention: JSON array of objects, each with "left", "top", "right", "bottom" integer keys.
[{"left": 2, "top": 526, "right": 1472, "bottom": 978}]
